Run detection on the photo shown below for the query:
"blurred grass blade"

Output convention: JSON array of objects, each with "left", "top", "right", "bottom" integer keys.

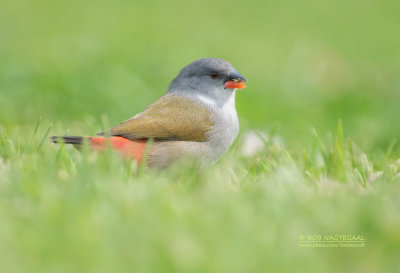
[
  {"left": 335, "top": 119, "right": 347, "bottom": 182},
  {"left": 32, "top": 117, "right": 41, "bottom": 138},
  {"left": 38, "top": 124, "right": 52, "bottom": 150},
  {"left": 384, "top": 139, "right": 397, "bottom": 160}
]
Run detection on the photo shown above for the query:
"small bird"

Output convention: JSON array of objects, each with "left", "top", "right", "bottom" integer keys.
[{"left": 51, "top": 58, "right": 247, "bottom": 168}]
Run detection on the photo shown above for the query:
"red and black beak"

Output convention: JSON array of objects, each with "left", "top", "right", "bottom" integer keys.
[{"left": 224, "top": 70, "right": 247, "bottom": 89}]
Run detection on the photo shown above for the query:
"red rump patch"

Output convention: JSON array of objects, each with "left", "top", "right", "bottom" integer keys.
[{"left": 90, "top": 136, "right": 148, "bottom": 165}]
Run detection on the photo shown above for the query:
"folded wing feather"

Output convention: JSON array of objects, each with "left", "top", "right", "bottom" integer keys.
[{"left": 98, "top": 94, "right": 213, "bottom": 142}]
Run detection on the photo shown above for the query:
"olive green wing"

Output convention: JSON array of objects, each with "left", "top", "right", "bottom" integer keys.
[{"left": 98, "top": 95, "right": 213, "bottom": 142}]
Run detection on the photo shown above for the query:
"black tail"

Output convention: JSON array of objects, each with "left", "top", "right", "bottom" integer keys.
[{"left": 50, "top": 136, "right": 84, "bottom": 145}]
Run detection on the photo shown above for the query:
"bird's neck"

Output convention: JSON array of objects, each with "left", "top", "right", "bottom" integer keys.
[
  {"left": 198, "top": 87, "right": 236, "bottom": 109},
  {"left": 168, "top": 85, "right": 236, "bottom": 109}
]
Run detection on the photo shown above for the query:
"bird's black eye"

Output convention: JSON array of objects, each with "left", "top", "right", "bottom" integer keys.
[{"left": 210, "top": 72, "right": 219, "bottom": 79}]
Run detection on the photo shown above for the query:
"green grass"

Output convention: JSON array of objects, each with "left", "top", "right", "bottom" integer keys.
[
  {"left": 1, "top": 0, "right": 400, "bottom": 272},
  {"left": 1, "top": 120, "right": 400, "bottom": 273}
]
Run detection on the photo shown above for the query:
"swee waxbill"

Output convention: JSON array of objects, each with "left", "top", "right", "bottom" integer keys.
[{"left": 51, "top": 58, "right": 247, "bottom": 168}]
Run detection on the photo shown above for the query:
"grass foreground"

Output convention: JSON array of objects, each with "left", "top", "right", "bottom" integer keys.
[{"left": 0, "top": 120, "right": 399, "bottom": 273}]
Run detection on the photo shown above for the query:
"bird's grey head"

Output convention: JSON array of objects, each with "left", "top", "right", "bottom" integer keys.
[{"left": 168, "top": 58, "right": 247, "bottom": 97}]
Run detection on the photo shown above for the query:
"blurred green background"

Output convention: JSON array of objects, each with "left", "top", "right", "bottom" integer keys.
[
  {"left": 1, "top": 0, "right": 399, "bottom": 150},
  {"left": 1, "top": 1, "right": 400, "bottom": 273}
]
